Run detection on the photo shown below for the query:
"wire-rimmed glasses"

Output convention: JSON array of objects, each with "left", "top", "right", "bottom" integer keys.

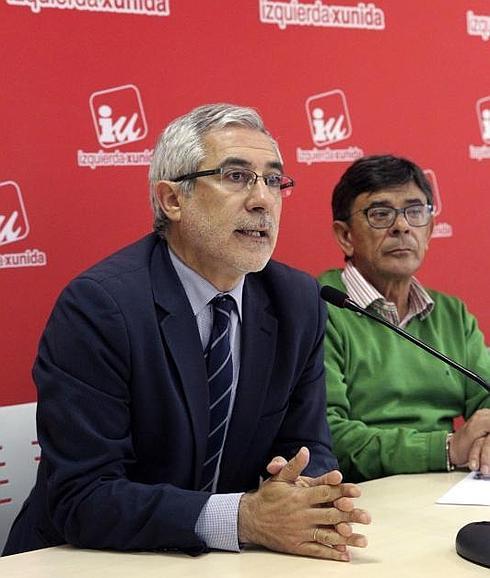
[{"left": 171, "top": 167, "right": 295, "bottom": 198}]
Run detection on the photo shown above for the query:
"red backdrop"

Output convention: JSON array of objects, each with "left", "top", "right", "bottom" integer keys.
[{"left": 2, "top": 0, "right": 490, "bottom": 407}]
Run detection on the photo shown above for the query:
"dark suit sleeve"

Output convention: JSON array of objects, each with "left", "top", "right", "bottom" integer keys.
[
  {"left": 33, "top": 277, "right": 210, "bottom": 552},
  {"left": 266, "top": 276, "right": 338, "bottom": 477}
]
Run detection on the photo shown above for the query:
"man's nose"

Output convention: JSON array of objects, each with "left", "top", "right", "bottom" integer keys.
[
  {"left": 390, "top": 210, "right": 411, "bottom": 232},
  {"left": 245, "top": 177, "right": 279, "bottom": 209}
]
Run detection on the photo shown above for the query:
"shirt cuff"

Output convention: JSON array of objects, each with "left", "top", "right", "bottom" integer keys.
[
  {"left": 194, "top": 493, "right": 243, "bottom": 551},
  {"left": 428, "top": 430, "right": 449, "bottom": 471}
]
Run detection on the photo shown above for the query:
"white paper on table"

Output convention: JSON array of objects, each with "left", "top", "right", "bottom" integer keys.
[{"left": 436, "top": 471, "right": 490, "bottom": 506}]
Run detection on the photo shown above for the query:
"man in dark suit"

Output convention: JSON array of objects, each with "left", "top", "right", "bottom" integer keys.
[{"left": 3, "top": 104, "right": 370, "bottom": 561}]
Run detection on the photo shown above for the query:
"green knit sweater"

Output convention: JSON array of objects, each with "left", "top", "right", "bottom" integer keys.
[{"left": 318, "top": 269, "right": 490, "bottom": 482}]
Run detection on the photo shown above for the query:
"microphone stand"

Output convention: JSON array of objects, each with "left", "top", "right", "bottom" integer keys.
[
  {"left": 342, "top": 297, "right": 490, "bottom": 392},
  {"left": 321, "top": 286, "right": 490, "bottom": 567}
]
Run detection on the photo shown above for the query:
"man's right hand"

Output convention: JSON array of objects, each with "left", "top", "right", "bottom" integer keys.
[
  {"left": 237, "top": 447, "right": 371, "bottom": 561},
  {"left": 449, "top": 409, "right": 490, "bottom": 474}
]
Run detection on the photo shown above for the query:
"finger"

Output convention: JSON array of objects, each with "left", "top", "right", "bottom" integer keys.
[
  {"left": 346, "top": 533, "right": 368, "bottom": 548},
  {"left": 479, "top": 434, "right": 490, "bottom": 475},
  {"left": 311, "top": 506, "right": 353, "bottom": 526},
  {"left": 344, "top": 508, "right": 371, "bottom": 525},
  {"left": 266, "top": 456, "right": 288, "bottom": 476},
  {"left": 312, "top": 506, "right": 371, "bottom": 526},
  {"left": 312, "top": 527, "right": 368, "bottom": 548},
  {"left": 466, "top": 409, "right": 490, "bottom": 437},
  {"left": 308, "top": 482, "right": 361, "bottom": 506},
  {"left": 468, "top": 436, "right": 485, "bottom": 471},
  {"left": 301, "top": 542, "right": 351, "bottom": 561},
  {"left": 334, "top": 496, "right": 354, "bottom": 512},
  {"left": 272, "top": 446, "right": 310, "bottom": 483},
  {"left": 338, "top": 482, "right": 362, "bottom": 498},
  {"left": 308, "top": 483, "right": 344, "bottom": 505},
  {"left": 311, "top": 526, "right": 349, "bottom": 546},
  {"left": 355, "top": 509, "right": 371, "bottom": 525},
  {"left": 337, "top": 500, "right": 371, "bottom": 524},
  {"left": 336, "top": 522, "right": 352, "bottom": 538},
  {"left": 307, "top": 469, "right": 343, "bottom": 487},
  {"left": 325, "top": 469, "right": 343, "bottom": 485}
]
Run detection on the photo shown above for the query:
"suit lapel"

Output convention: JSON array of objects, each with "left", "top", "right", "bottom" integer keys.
[
  {"left": 150, "top": 241, "right": 209, "bottom": 484},
  {"left": 221, "top": 274, "right": 277, "bottom": 481},
  {"left": 149, "top": 241, "right": 278, "bottom": 487}
]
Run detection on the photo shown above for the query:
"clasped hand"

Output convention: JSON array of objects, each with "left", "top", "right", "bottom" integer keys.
[
  {"left": 449, "top": 409, "right": 490, "bottom": 474},
  {"left": 238, "top": 446, "right": 371, "bottom": 561}
]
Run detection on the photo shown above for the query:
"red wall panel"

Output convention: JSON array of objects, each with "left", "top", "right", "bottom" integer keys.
[{"left": 2, "top": 0, "right": 489, "bottom": 405}]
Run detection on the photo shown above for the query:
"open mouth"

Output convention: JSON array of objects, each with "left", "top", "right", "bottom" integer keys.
[{"left": 236, "top": 229, "right": 269, "bottom": 239}]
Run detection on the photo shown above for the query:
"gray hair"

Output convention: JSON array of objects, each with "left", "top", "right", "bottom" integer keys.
[{"left": 149, "top": 103, "right": 277, "bottom": 238}]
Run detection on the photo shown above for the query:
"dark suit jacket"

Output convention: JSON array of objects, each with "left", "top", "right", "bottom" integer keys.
[{"left": 3, "top": 234, "right": 337, "bottom": 556}]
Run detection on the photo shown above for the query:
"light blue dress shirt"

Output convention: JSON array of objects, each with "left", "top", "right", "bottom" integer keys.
[{"left": 168, "top": 248, "right": 244, "bottom": 551}]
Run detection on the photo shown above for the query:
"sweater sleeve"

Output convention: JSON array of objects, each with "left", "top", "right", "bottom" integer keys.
[{"left": 325, "top": 314, "right": 447, "bottom": 482}]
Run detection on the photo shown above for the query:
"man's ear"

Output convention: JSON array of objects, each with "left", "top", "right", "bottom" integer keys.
[
  {"left": 155, "top": 181, "right": 182, "bottom": 223},
  {"left": 332, "top": 220, "right": 354, "bottom": 259}
]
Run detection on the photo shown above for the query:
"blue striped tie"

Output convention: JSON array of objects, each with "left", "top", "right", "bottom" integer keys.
[{"left": 200, "top": 295, "right": 235, "bottom": 492}]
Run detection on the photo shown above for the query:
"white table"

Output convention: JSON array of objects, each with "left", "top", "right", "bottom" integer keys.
[{"left": 1, "top": 472, "right": 488, "bottom": 577}]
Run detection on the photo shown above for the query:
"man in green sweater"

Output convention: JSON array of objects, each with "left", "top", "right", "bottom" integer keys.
[{"left": 319, "top": 154, "right": 490, "bottom": 482}]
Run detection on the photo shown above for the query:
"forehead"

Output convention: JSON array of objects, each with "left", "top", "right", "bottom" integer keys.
[
  {"left": 201, "top": 126, "right": 281, "bottom": 167},
  {"left": 353, "top": 182, "right": 427, "bottom": 208}
]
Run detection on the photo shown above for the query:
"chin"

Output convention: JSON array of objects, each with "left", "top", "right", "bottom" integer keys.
[
  {"left": 385, "top": 266, "right": 419, "bottom": 280},
  {"left": 235, "top": 256, "right": 271, "bottom": 274},
  {"left": 384, "top": 256, "right": 421, "bottom": 273}
]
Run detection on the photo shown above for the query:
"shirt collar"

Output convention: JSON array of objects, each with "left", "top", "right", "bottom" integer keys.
[
  {"left": 342, "top": 261, "right": 434, "bottom": 325},
  {"left": 168, "top": 247, "right": 244, "bottom": 321}
]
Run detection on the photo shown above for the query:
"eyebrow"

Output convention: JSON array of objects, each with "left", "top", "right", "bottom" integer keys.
[
  {"left": 218, "top": 156, "right": 284, "bottom": 172},
  {"left": 366, "top": 198, "right": 427, "bottom": 208}
]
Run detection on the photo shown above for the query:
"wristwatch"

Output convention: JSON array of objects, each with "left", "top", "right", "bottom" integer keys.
[{"left": 445, "top": 432, "right": 455, "bottom": 471}]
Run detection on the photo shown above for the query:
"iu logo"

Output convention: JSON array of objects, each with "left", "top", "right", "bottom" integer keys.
[
  {"left": 0, "top": 181, "right": 30, "bottom": 247},
  {"left": 89, "top": 84, "right": 148, "bottom": 149},
  {"left": 306, "top": 90, "right": 352, "bottom": 147},
  {"left": 423, "top": 169, "right": 442, "bottom": 217},
  {"left": 476, "top": 96, "right": 490, "bottom": 144}
]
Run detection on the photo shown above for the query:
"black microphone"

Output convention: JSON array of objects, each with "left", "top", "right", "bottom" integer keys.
[
  {"left": 321, "top": 284, "right": 490, "bottom": 568},
  {"left": 320, "top": 285, "right": 490, "bottom": 393}
]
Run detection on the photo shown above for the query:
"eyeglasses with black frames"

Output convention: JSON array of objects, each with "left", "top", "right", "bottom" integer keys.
[
  {"left": 350, "top": 204, "right": 434, "bottom": 229},
  {"left": 171, "top": 167, "right": 295, "bottom": 198}
]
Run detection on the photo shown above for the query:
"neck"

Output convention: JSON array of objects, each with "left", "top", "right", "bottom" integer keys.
[
  {"left": 385, "top": 283, "right": 411, "bottom": 318},
  {"left": 375, "top": 278, "right": 411, "bottom": 319},
  {"left": 353, "top": 263, "right": 412, "bottom": 319},
  {"left": 166, "top": 238, "right": 243, "bottom": 292}
]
